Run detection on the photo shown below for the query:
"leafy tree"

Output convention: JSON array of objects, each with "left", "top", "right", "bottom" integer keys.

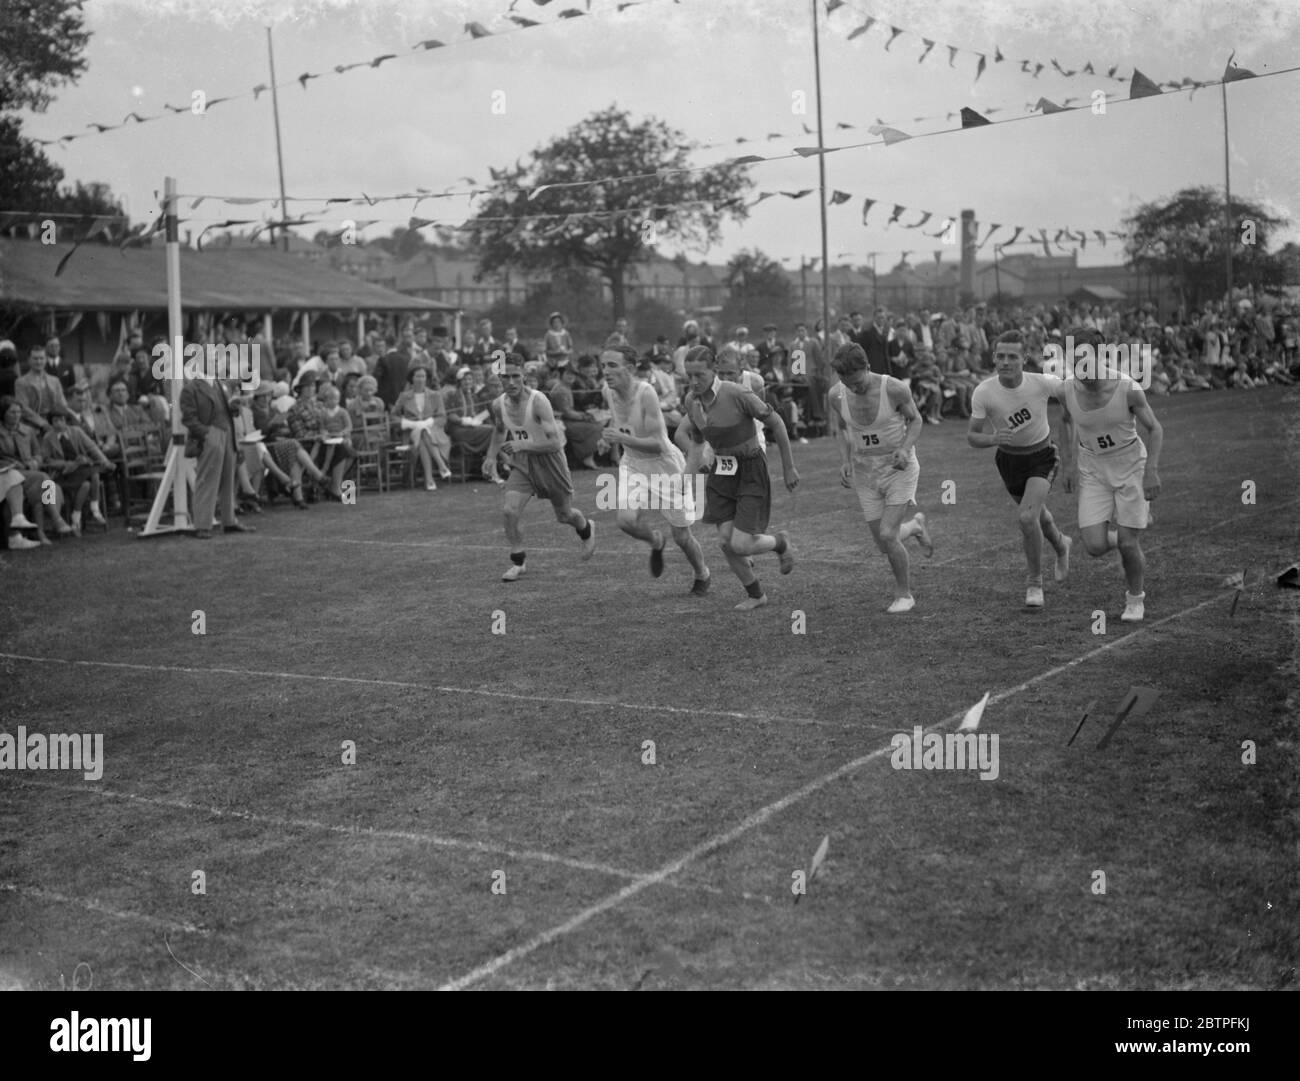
[
  {"left": 467, "top": 106, "right": 752, "bottom": 319},
  {"left": 1124, "top": 186, "right": 1288, "bottom": 308},
  {"left": 720, "top": 249, "right": 795, "bottom": 333}
]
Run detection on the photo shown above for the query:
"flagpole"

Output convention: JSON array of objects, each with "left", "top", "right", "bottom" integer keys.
[
  {"left": 1221, "top": 79, "right": 1233, "bottom": 305},
  {"left": 811, "top": 0, "right": 831, "bottom": 352},
  {"left": 266, "top": 26, "right": 291, "bottom": 254}
]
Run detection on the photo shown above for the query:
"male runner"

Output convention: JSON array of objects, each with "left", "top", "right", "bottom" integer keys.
[
  {"left": 676, "top": 345, "right": 798, "bottom": 610},
  {"left": 827, "top": 343, "right": 934, "bottom": 613},
  {"left": 599, "top": 345, "right": 711, "bottom": 593},
  {"left": 484, "top": 354, "right": 595, "bottom": 580},
  {"left": 1058, "top": 328, "right": 1163, "bottom": 621},
  {"left": 967, "top": 330, "right": 1072, "bottom": 608}
]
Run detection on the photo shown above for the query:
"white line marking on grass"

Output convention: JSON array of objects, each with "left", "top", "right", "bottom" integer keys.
[
  {"left": 0, "top": 654, "right": 853, "bottom": 730},
  {"left": 438, "top": 592, "right": 1223, "bottom": 990},
  {"left": 8, "top": 777, "right": 644, "bottom": 882},
  {"left": 0, "top": 882, "right": 210, "bottom": 936}
]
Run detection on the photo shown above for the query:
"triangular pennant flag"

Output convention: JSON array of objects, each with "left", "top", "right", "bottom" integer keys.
[
  {"left": 1006, "top": 226, "right": 1024, "bottom": 246},
  {"left": 122, "top": 112, "right": 146, "bottom": 124},
  {"left": 298, "top": 72, "right": 320, "bottom": 89},
  {"left": 1051, "top": 59, "right": 1075, "bottom": 77},
  {"left": 868, "top": 124, "right": 911, "bottom": 145},
  {"left": 884, "top": 26, "right": 903, "bottom": 50},
  {"left": 906, "top": 210, "right": 932, "bottom": 229},
  {"left": 781, "top": 190, "right": 814, "bottom": 199},
  {"left": 919, "top": 38, "right": 935, "bottom": 62},
  {"left": 828, "top": 190, "right": 852, "bottom": 205},
  {"left": 1084, "top": 61, "right": 1095, "bottom": 74},
  {"left": 1039, "top": 228, "right": 1051, "bottom": 256},
  {"left": 730, "top": 154, "right": 766, "bottom": 165},
  {"left": 1033, "top": 62, "right": 1044, "bottom": 78},
  {"left": 465, "top": 22, "right": 492, "bottom": 38},
  {"left": 976, "top": 54, "right": 987, "bottom": 81},
  {"left": 887, "top": 204, "right": 905, "bottom": 226},
  {"left": 1036, "top": 97, "right": 1066, "bottom": 114},
  {"left": 414, "top": 38, "right": 445, "bottom": 50},
  {"left": 994, "top": 46, "right": 1004, "bottom": 62},
  {"left": 793, "top": 146, "right": 832, "bottom": 157},
  {"left": 957, "top": 691, "right": 990, "bottom": 732},
  {"left": 926, "top": 218, "right": 952, "bottom": 238},
  {"left": 751, "top": 192, "right": 776, "bottom": 206},
  {"left": 847, "top": 17, "right": 875, "bottom": 40},
  {"left": 835, "top": 121, "right": 854, "bottom": 129},
  {"left": 1129, "top": 68, "right": 1163, "bottom": 98},
  {"left": 205, "top": 97, "right": 231, "bottom": 109},
  {"left": 1223, "top": 52, "right": 1257, "bottom": 82},
  {"left": 825, "top": 0, "right": 845, "bottom": 12},
  {"left": 1094, "top": 230, "right": 1107, "bottom": 246},
  {"left": 947, "top": 45, "right": 958, "bottom": 67},
  {"left": 335, "top": 62, "right": 366, "bottom": 74},
  {"left": 370, "top": 54, "right": 397, "bottom": 68},
  {"left": 978, "top": 223, "right": 1001, "bottom": 249},
  {"left": 861, "top": 198, "right": 876, "bottom": 225},
  {"left": 558, "top": 8, "right": 586, "bottom": 17},
  {"left": 1075, "top": 230, "right": 1087, "bottom": 250},
  {"left": 509, "top": 15, "right": 540, "bottom": 26},
  {"left": 960, "top": 107, "right": 990, "bottom": 127},
  {"left": 252, "top": 84, "right": 268, "bottom": 99},
  {"left": 934, "top": 250, "right": 943, "bottom": 267}
]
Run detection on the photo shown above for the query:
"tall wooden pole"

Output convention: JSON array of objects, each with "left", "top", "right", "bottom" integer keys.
[
  {"left": 811, "top": 0, "right": 831, "bottom": 346},
  {"left": 1221, "top": 80, "right": 1234, "bottom": 306},
  {"left": 267, "top": 27, "right": 291, "bottom": 253}
]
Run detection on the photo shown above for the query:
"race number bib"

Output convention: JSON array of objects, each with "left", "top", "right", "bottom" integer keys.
[{"left": 714, "top": 455, "right": 738, "bottom": 476}]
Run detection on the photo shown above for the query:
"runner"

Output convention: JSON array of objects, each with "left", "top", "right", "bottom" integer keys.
[{"left": 483, "top": 354, "right": 596, "bottom": 581}]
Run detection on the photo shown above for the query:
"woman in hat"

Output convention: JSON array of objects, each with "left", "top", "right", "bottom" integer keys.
[
  {"left": 0, "top": 395, "right": 74, "bottom": 544},
  {"left": 393, "top": 365, "right": 452, "bottom": 490}
]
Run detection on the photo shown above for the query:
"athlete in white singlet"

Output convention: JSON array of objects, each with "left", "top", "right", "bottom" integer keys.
[
  {"left": 484, "top": 354, "right": 596, "bottom": 581},
  {"left": 968, "top": 330, "right": 1072, "bottom": 609},
  {"left": 599, "top": 346, "right": 711, "bottom": 592},
  {"left": 827, "top": 343, "right": 933, "bottom": 613},
  {"left": 1057, "top": 329, "right": 1163, "bottom": 622}
]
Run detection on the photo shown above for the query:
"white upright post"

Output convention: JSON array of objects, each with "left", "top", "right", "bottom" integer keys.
[{"left": 140, "top": 177, "right": 195, "bottom": 537}]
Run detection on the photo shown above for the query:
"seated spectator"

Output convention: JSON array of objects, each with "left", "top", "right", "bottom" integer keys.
[
  {"left": 907, "top": 349, "right": 945, "bottom": 424},
  {"left": 0, "top": 340, "right": 19, "bottom": 402},
  {"left": 315, "top": 383, "right": 356, "bottom": 499},
  {"left": 39, "top": 410, "right": 115, "bottom": 532},
  {"left": 252, "top": 385, "right": 328, "bottom": 509},
  {"left": 338, "top": 370, "right": 361, "bottom": 407},
  {"left": 125, "top": 345, "right": 169, "bottom": 422},
  {"left": 102, "top": 377, "right": 151, "bottom": 438},
  {"left": 443, "top": 366, "right": 494, "bottom": 459},
  {"left": 337, "top": 339, "right": 367, "bottom": 383},
  {"left": 1, "top": 458, "right": 40, "bottom": 549},
  {"left": 546, "top": 366, "right": 603, "bottom": 469},
  {"left": 0, "top": 395, "right": 73, "bottom": 544},
  {"left": 544, "top": 312, "right": 574, "bottom": 369},
  {"left": 393, "top": 365, "right": 452, "bottom": 490},
  {"left": 502, "top": 326, "right": 530, "bottom": 364},
  {"left": 347, "top": 375, "right": 386, "bottom": 422},
  {"left": 14, "top": 343, "right": 69, "bottom": 434},
  {"left": 759, "top": 344, "right": 802, "bottom": 439}
]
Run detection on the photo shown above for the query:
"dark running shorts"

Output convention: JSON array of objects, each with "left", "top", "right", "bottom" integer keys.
[
  {"left": 506, "top": 449, "right": 574, "bottom": 501},
  {"left": 995, "top": 444, "right": 1060, "bottom": 503},
  {"left": 702, "top": 453, "right": 771, "bottom": 534}
]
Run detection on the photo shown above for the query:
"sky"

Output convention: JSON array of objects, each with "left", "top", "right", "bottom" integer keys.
[{"left": 18, "top": 0, "right": 1300, "bottom": 273}]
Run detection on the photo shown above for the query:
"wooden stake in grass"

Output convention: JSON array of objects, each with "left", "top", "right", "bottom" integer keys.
[
  {"left": 1067, "top": 698, "right": 1097, "bottom": 746},
  {"left": 1096, "top": 686, "right": 1160, "bottom": 750},
  {"left": 794, "top": 834, "right": 830, "bottom": 906}
]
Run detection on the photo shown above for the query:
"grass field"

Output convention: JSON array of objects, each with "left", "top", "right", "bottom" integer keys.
[{"left": 1, "top": 387, "right": 1296, "bottom": 990}]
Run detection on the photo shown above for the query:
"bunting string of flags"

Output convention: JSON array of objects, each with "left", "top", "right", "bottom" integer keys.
[{"left": 30, "top": 0, "right": 674, "bottom": 149}]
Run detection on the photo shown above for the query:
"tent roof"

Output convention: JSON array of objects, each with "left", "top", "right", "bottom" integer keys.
[
  {"left": 0, "top": 238, "right": 455, "bottom": 313},
  {"left": 1068, "top": 284, "right": 1126, "bottom": 301}
]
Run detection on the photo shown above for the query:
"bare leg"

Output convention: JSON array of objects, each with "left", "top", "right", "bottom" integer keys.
[{"left": 867, "top": 502, "right": 914, "bottom": 599}]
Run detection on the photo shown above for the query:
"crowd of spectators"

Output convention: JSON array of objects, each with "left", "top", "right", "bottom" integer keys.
[{"left": 1, "top": 292, "right": 1295, "bottom": 551}]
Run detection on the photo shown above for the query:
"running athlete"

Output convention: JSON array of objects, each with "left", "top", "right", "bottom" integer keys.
[
  {"left": 484, "top": 354, "right": 596, "bottom": 580},
  {"left": 677, "top": 345, "right": 798, "bottom": 610},
  {"left": 1057, "top": 328, "right": 1163, "bottom": 622},
  {"left": 967, "top": 330, "right": 1072, "bottom": 608},
  {"left": 599, "top": 345, "right": 711, "bottom": 593},
  {"left": 828, "top": 343, "right": 934, "bottom": 613}
]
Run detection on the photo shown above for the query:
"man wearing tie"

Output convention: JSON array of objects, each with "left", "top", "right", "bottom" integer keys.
[
  {"left": 856, "top": 307, "right": 905, "bottom": 379},
  {"left": 45, "top": 336, "right": 78, "bottom": 393},
  {"left": 180, "top": 373, "right": 255, "bottom": 539}
]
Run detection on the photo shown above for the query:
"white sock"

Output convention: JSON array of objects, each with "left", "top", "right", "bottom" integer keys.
[{"left": 89, "top": 501, "right": 101, "bottom": 516}]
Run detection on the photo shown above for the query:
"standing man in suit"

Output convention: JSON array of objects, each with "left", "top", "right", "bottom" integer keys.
[
  {"left": 180, "top": 373, "right": 255, "bottom": 539},
  {"left": 44, "top": 336, "right": 79, "bottom": 393},
  {"left": 856, "top": 307, "right": 905, "bottom": 379}
]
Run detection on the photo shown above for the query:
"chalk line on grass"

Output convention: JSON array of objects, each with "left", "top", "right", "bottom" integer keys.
[
  {"left": 0, "top": 882, "right": 210, "bottom": 936},
  {"left": 438, "top": 592, "right": 1223, "bottom": 990}
]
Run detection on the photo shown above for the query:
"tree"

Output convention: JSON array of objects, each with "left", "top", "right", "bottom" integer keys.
[
  {"left": 1124, "top": 186, "right": 1289, "bottom": 309},
  {"left": 467, "top": 106, "right": 752, "bottom": 319},
  {"left": 0, "top": 1, "right": 127, "bottom": 235},
  {"left": 720, "top": 249, "right": 795, "bottom": 333},
  {"left": 0, "top": 0, "right": 91, "bottom": 113}
]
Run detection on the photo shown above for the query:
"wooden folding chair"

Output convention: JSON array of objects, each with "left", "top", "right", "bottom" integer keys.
[
  {"left": 381, "top": 414, "right": 416, "bottom": 490},
  {"left": 352, "top": 413, "right": 387, "bottom": 493},
  {"left": 118, "top": 422, "right": 169, "bottom": 526}
]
